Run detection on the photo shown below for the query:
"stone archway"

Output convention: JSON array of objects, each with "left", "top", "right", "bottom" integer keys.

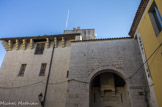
[{"left": 89, "top": 69, "right": 130, "bottom": 107}]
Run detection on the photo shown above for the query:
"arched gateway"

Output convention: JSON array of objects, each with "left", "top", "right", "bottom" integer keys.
[
  {"left": 89, "top": 69, "right": 130, "bottom": 107},
  {"left": 66, "top": 39, "right": 149, "bottom": 107}
]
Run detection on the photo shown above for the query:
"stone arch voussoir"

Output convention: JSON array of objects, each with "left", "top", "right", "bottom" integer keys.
[{"left": 87, "top": 66, "right": 128, "bottom": 85}]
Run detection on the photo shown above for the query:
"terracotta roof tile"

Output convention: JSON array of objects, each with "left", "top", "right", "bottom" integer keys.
[
  {"left": 72, "top": 37, "right": 133, "bottom": 42},
  {"left": 129, "top": 0, "right": 149, "bottom": 37}
]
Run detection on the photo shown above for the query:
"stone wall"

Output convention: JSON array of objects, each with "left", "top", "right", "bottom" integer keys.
[
  {"left": 66, "top": 38, "right": 149, "bottom": 107},
  {"left": 0, "top": 39, "right": 71, "bottom": 107}
]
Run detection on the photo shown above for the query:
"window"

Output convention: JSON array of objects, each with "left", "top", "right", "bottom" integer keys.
[
  {"left": 18, "top": 64, "right": 27, "bottom": 76},
  {"left": 39, "top": 63, "right": 47, "bottom": 76},
  {"left": 35, "top": 43, "right": 45, "bottom": 54},
  {"left": 66, "top": 70, "right": 69, "bottom": 78},
  {"left": 149, "top": 2, "right": 162, "bottom": 36}
]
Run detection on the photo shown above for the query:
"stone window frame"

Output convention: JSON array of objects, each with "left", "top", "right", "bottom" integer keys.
[
  {"left": 18, "top": 64, "right": 27, "bottom": 76},
  {"left": 39, "top": 63, "right": 47, "bottom": 76}
]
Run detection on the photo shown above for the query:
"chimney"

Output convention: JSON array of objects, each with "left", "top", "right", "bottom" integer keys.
[
  {"left": 73, "top": 27, "right": 76, "bottom": 30},
  {"left": 77, "top": 26, "right": 80, "bottom": 30}
]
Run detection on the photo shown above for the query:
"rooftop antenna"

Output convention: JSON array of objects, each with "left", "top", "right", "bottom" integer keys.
[{"left": 65, "top": 9, "right": 69, "bottom": 30}]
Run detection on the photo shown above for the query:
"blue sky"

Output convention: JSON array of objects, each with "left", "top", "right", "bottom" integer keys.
[{"left": 0, "top": 0, "right": 140, "bottom": 67}]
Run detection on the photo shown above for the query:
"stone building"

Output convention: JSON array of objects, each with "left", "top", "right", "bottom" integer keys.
[{"left": 0, "top": 27, "right": 150, "bottom": 107}]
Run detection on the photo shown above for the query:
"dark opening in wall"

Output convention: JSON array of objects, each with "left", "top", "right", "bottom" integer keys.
[
  {"left": 114, "top": 74, "right": 125, "bottom": 87},
  {"left": 91, "top": 72, "right": 125, "bottom": 88},
  {"left": 35, "top": 43, "right": 45, "bottom": 55},
  {"left": 92, "top": 75, "right": 100, "bottom": 87}
]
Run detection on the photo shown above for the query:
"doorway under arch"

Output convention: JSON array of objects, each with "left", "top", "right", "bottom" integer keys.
[{"left": 90, "top": 71, "right": 130, "bottom": 107}]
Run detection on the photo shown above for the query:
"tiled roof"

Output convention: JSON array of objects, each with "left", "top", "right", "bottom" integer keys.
[
  {"left": 72, "top": 37, "right": 133, "bottom": 42},
  {"left": 129, "top": 0, "right": 149, "bottom": 37},
  {"left": 0, "top": 33, "right": 81, "bottom": 41}
]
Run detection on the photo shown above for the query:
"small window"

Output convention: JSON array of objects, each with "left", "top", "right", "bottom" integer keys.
[
  {"left": 66, "top": 70, "right": 69, "bottom": 78},
  {"left": 149, "top": 2, "right": 162, "bottom": 36},
  {"left": 39, "top": 63, "right": 47, "bottom": 76},
  {"left": 35, "top": 43, "right": 45, "bottom": 55},
  {"left": 18, "top": 64, "right": 27, "bottom": 76}
]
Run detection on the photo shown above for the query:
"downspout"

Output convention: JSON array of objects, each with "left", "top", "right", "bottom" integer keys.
[{"left": 42, "top": 40, "right": 55, "bottom": 107}]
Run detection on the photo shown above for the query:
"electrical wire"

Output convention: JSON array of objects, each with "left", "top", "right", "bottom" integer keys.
[
  {"left": 68, "top": 79, "right": 89, "bottom": 84},
  {"left": 0, "top": 79, "right": 89, "bottom": 89},
  {"left": 0, "top": 43, "right": 161, "bottom": 89},
  {"left": 44, "top": 79, "right": 89, "bottom": 85},
  {"left": 125, "top": 43, "right": 162, "bottom": 80},
  {"left": 45, "top": 80, "right": 67, "bottom": 85},
  {"left": 0, "top": 80, "right": 45, "bottom": 89}
]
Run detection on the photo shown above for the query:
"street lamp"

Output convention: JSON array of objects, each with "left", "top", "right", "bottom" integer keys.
[{"left": 38, "top": 93, "right": 44, "bottom": 106}]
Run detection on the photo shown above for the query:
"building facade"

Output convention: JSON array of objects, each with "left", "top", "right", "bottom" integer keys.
[
  {"left": 129, "top": 0, "right": 162, "bottom": 107},
  {"left": 0, "top": 28, "right": 151, "bottom": 107}
]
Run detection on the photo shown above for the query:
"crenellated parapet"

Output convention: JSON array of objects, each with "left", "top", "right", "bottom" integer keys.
[{"left": 0, "top": 33, "right": 80, "bottom": 51}]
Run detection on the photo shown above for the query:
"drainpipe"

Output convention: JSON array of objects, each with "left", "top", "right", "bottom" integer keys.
[{"left": 42, "top": 40, "right": 55, "bottom": 107}]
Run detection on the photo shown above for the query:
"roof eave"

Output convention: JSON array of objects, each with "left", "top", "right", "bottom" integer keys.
[
  {"left": 0, "top": 33, "right": 81, "bottom": 41},
  {"left": 129, "top": 0, "right": 149, "bottom": 37}
]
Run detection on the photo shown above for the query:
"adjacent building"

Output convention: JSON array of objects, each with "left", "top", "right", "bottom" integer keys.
[{"left": 129, "top": 0, "right": 162, "bottom": 107}]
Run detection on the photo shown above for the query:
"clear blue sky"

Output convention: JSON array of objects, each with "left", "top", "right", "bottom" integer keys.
[{"left": 0, "top": 0, "right": 140, "bottom": 67}]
